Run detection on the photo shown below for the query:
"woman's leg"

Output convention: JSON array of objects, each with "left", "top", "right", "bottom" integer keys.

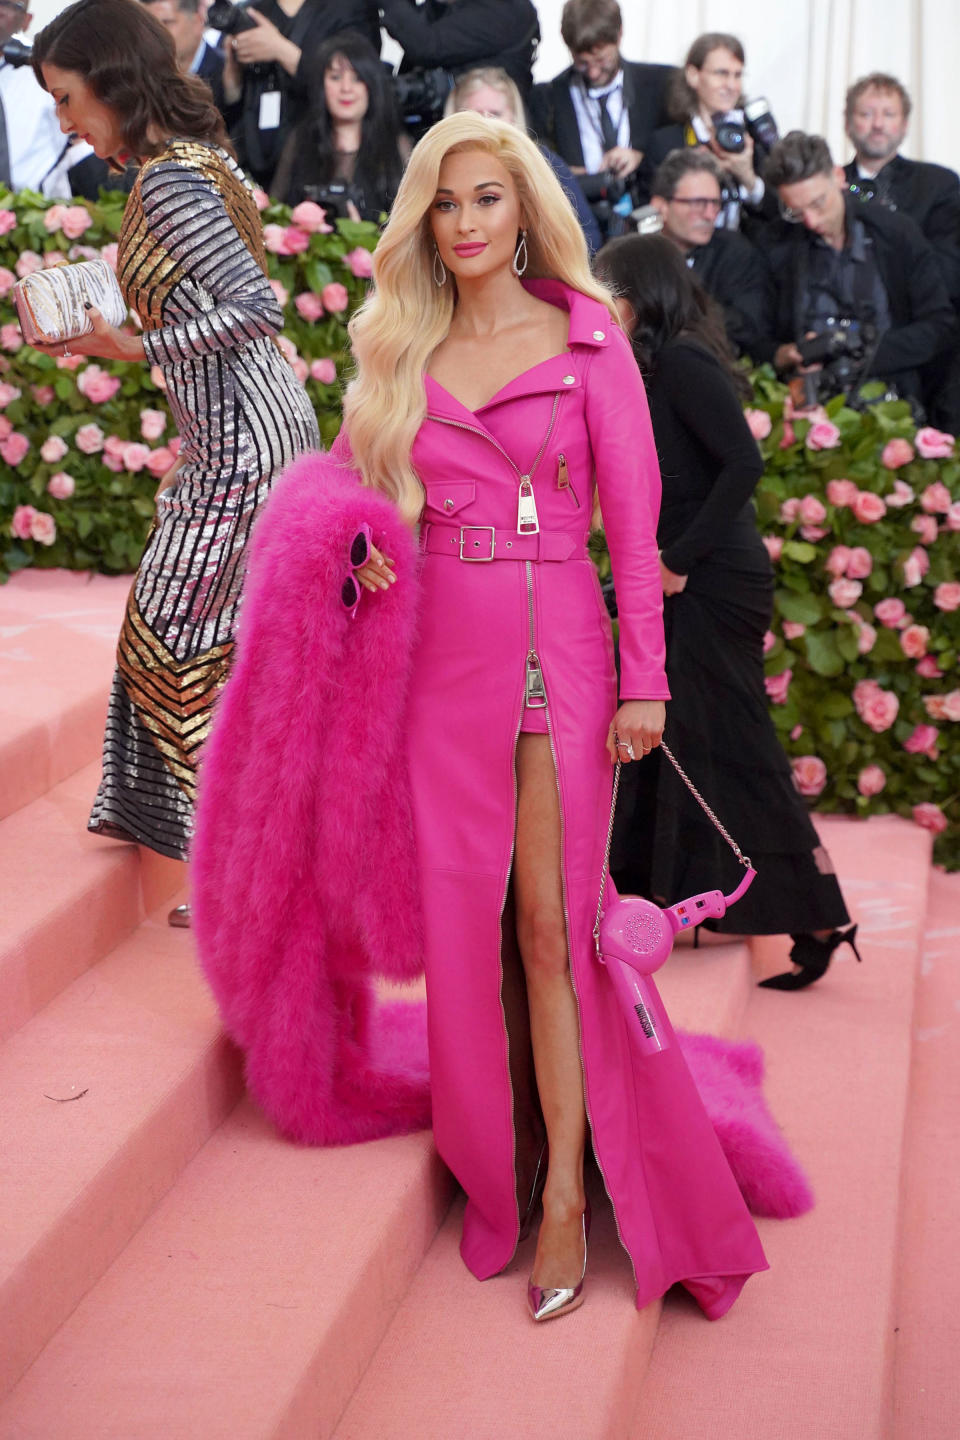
[{"left": 514, "top": 733, "right": 588, "bottom": 1288}]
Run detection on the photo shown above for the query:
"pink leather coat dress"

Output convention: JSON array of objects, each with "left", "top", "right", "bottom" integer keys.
[{"left": 390, "top": 279, "right": 766, "bottom": 1317}]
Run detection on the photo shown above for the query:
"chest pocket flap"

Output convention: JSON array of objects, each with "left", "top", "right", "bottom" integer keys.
[{"left": 424, "top": 480, "right": 476, "bottom": 518}]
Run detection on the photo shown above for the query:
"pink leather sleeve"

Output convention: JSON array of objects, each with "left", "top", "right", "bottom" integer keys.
[{"left": 583, "top": 329, "right": 670, "bottom": 702}]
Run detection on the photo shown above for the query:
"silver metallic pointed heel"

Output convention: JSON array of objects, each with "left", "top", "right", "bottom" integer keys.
[
  {"left": 168, "top": 903, "right": 191, "bottom": 929},
  {"left": 518, "top": 1139, "right": 548, "bottom": 1243},
  {"left": 527, "top": 1203, "right": 590, "bottom": 1322}
]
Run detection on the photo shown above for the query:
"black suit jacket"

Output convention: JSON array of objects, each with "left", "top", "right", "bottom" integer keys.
[
  {"left": 687, "top": 230, "right": 774, "bottom": 362},
  {"left": 843, "top": 154, "right": 960, "bottom": 303},
  {"left": 527, "top": 60, "right": 674, "bottom": 170},
  {"left": 380, "top": 0, "right": 539, "bottom": 94},
  {"left": 196, "top": 40, "right": 227, "bottom": 120},
  {"left": 756, "top": 201, "right": 955, "bottom": 398}
]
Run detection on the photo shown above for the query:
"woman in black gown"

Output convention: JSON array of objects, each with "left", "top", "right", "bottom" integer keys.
[{"left": 595, "top": 234, "right": 858, "bottom": 989}]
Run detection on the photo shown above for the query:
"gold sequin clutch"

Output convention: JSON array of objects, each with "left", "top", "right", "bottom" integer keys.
[{"left": 13, "top": 259, "right": 127, "bottom": 346}]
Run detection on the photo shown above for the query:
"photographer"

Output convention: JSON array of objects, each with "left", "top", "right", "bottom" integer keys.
[
  {"left": 0, "top": 0, "right": 66, "bottom": 192},
  {"left": 758, "top": 131, "right": 954, "bottom": 408},
  {"left": 380, "top": 0, "right": 539, "bottom": 105},
  {"left": 650, "top": 149, "right": 773, "bottom": 361},
  {"left": 218, "top": 0, "right": 380, "bottom": 192}
]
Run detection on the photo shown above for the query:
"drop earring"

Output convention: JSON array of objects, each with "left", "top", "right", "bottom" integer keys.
[
  {"left": 433, "top": 246, "right": 447, "bottom": 287},
  {"left": 512, "top": 229, "right": 528, "bottom": 277}
]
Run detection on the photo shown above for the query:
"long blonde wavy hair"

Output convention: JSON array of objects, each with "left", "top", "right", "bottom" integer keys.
[{"left": 342, "top": 112, "right": 619, "bottom": 522}]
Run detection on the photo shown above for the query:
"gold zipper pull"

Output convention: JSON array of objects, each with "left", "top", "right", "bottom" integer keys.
[
  {"left": 517, "top": 478, "right": 540, "bottom": 534},
  {"left": 525, "top": 651, "right": 547, "bottom": 707},
  {"left": 556, "top": 453, "right": 569, "bottom": 489}
]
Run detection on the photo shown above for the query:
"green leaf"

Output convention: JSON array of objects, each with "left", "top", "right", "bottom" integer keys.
[
  {"left": 305, "top": 259, "right": 333, "bottom": 293},
  {"left": 775, "top": 590, "right": 823, "bottom": 625},
  {"left": 781, "top": 539, "right": 818, "bottom": 564},
  {"left": 804, "top": 629, "right": 845, "bottom": 677}
]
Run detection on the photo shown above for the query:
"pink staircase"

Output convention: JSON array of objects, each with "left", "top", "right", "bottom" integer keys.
[{"left": 0, "top": 569, "right": 958, "bottom": 1440}]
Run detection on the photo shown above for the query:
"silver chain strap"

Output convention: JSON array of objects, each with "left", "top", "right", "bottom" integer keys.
[{"left": 593, "top": 740, "right": 752, "bottom": 943}]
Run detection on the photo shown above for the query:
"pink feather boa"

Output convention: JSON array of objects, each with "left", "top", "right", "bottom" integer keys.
[{"left": 192, "top": 452, "right": 430, "bottom": 1144}]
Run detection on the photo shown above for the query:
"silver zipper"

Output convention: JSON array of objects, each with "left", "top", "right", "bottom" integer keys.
[{"left": 428, "top": 393, "right": 562, "bottom": 503}]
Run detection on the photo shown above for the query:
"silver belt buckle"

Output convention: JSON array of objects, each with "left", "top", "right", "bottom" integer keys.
[{"left": 459, "top": 525, "right": 496, "bottom": 561}]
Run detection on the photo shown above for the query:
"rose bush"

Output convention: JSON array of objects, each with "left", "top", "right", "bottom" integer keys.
[{"left": 0, "top": 183, "right": 377, "bottom": 579}]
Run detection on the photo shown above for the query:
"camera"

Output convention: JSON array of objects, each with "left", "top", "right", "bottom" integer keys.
[
  {"left": 206, "top": 0, "right": 258, "bottom": 37},
  {"left": 393, "top": 68, "right": 452, "bottom": 139},
  {"left": 302, "top": 181, "right": 366, "bottom": 221},
  {"left": 711, "top": 98, "right": 779, "bottom": 154},
  {"left": 794, "top": 318, "right": 872, "bottom": 404},
  {"left": 2, "top": 37, "right": 33, "bottom": 67}
]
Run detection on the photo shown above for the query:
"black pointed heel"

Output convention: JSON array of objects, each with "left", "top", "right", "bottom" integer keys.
[{"left": 758, "top": 923, "right": 862, "bottom": 991}]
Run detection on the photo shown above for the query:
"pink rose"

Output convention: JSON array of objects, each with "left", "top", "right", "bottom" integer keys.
[
  {"left": 745, "top": 407, "right": 772, "bottom": 440},
  {"left": 911, "top": 514, "right": 939, "bottom": 546},
  {"left": 310, "top": 357, "right": 336, "bottom": 385},
  {"left": 0, "top": 380, "right": 20, "bottom": 407},
  {"left": 902, "top": 547, "right": 930, "bottom": 588},
  {"left": 944, "top": 691, "right": 960, "bottom": 722},
  {"left": 762, "top": 629, "right": 776, "bottom": 655},
  {"left": 0, "top": 416, "right": 10, "bottom": 440},
  {"left": 0, "top": 209, "right": 17, "bottom": 236},
  {"left": 904, "top": 723, "right": 939, "bottom": 758},
  {"left": 799, "top": 494, "right": 826, "bottom": 525},
  {"left": 852, "top": 490, "right": 887, "bottom": 523},
  {"left": 293, "top": 357, "right": 309, "bottom": 383},
  {"left": 782, "top": 621, "right": 806, "bottom": 640},
  {"left": 42, "top": 250, "right": 67, "bottom": 269},
  {"left": 825, "top": 544, "right": 852, "bottom": 577},
  {"left": 780, "top": 497, "right": 801, "bottom": 524},
  {"left": 806, "top": 420, "right": 841, "bottom": 450},
  {"left": 168, "top": 436, "right": 181, "bottom": 456},
  {"left": 100, "top": 242, "right": 119, "bottom": 271},
  {"left": 846, "top": 546, "right": 873, "bottom": 579},
  {"left": 345, "top": 245, "right": 374, "bottom": 279},
  {"left": 103, "top": 434, "right": 126, "bottom": 460},
  {"left": 887, "top": 479, "right": 915, "bottom": 508},
  {"left": 916, "top": 656, "right": 944, "bottom": 679},
  {"left": 281, "top": 225, "right": 311, "bottom": 255},
  {"left": 913, "top": 803, "right": 948, "bottom": 835},
  {"left": 764, "top": 668, "right": 792, "bottom": 704},
  {"left": 800, "top": 525, "right": 830, "bottom": 542},
  {"left": 269, "top": 278, "right": 289, "bottom": 308},
  {"left": 874, "top": 597, "right": 907, "bottom": 628},
  {"left": 790, "top": 724, "right": 803, "bottom": 741},
  {"left": 0, "top": 266, "right": 15, "bottom": 296},
  {"left": 15, "top": 250, "right": 42, "bottom": 278},
  {"left": 915, "top": 426, "right": 955, "bottom": 459},
  {"left": 828, "top": 577, "right": 863, "bottom": 607},
  {"left": 826, "top": 478, "right": 859, "bottom": 508},
  {"left": 61, "top": 206, "right": 92, "bottom": 239},
  {"left": 75, "top": 422, "right": 105, "bottom": 454},
  {"left": 31, "top": 384, "right": 55, "bottom": 405},
  {"left": 853, "top": 678, "right": 899, "bottom": 732},
  {"left": 0, "top": 431, "right": 29, "bottom": 466},
  {"left": 946, "top": 502, "right": 960, "bottom": 531},
  {"left": 252, "top": 188, "right": 270, "bottom": 212},
  {"left": 762, "top": 534, "right": 783, "bottom": 561},
  {"left": 857, "top": 765, "right": 886, "bottom": 797},
  {"left": 1, "top": 322, "right": 22, "bottom": 352},
  {"left": 77, "top": 365, "right": 122, "bottom": 404},
  {"left": 856, "top": 621, "right": 877, "bottom": 655},
  {"left": 925, "top": 696, "right": 948, "bottom": 720},
  {"left": 779, "top": 421, "right": 796, "bottom": 449},
  {"left": 276, "top": 335, "right": 297, "bottom": 364},
  {"left": 321, "top": 281, "right": 349, "bottom": 313},
  {"left": 262, "top": 224, "right": 288, "bottom": 254},
  {"left": 56, "top": 353, "right": 84, "bottom": 371},
  {"left": 791, "top": 755, "right": 828, "bottom": 797},
  {"left": 29, "top": 511, "right": 56, "bottom": 546},
  {"left": 47, "top": 471, "right": 75, "bottom": 500},
  {"left": 294, "top": 291, "right": 325, "bottom": 322},
  {"left": 43, "top": 204, "right": 68, "bottom": 234},
  {"left": 40, "top": 435, "right": 69, "bottom": 463},
  {"left": 146, "top": 445, "right": 175, "bottom": 477},
  {"left": 882, "top": 437, "right": 914, "bottom": 469},
  {"left": 934, "top": 581, "right": 960, "bottom": 612},
  {"left": 67, "top": 244, "right": 98, "bottom": 262},
  {"left": 920, "top": 481, "right": 952, "bottom": 514},
  {"left": 289, "top": 200, "right": 333, "bottom": 233},
  {"left": 139, "top": 408, "right": 167, "bottom": 442},
  {"left": 10, "top": 504, "right": 37, "bottom": 539},
  {"left": 122, "top": 441, "right": 151, "bottom": 472}
]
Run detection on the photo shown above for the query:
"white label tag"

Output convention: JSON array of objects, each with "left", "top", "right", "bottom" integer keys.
[
  {"left": 517, "top": 478, "right": 540, "bottom": 535},
  {"left": 259, "top": 90, "right": 282, "bottom": 130}
]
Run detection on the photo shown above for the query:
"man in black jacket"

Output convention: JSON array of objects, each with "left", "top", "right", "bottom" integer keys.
[
  {"left": 141, "top": 0, "right": 226, "bottom": 117},
  {"left": 758, "top": 131, "right": 954, "bottom": 407},
  {"left": 651, "top": 149, "right": 773, "bottom": 361},
  {"left": 528, "top": 0, "right": 672, "bottom": 181},
  {"left": 380, "top": 0, "right": 540, "bottom": 98}
]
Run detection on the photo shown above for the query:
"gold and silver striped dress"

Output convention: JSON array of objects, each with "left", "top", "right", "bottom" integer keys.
[{"left": 88, "top": 139, "right": 319, "bottom": 859}]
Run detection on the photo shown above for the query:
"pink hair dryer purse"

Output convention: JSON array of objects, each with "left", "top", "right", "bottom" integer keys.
[{"left": 594, "top": 743, "right": 756, "bottom": 1057}]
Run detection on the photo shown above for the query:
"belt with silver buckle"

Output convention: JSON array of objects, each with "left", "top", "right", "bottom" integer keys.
[{"left": 420, "top": 523, "right": 580, "bottom": 563}]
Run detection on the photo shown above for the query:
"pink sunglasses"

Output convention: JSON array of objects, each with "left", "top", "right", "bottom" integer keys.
[{"left": 340, "top": 523, "right": 373, "bottom": 617}]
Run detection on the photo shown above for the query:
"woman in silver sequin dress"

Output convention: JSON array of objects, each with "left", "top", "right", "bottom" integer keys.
[{"left": 33, "top": 0, "right": 319, "bottom": 890}]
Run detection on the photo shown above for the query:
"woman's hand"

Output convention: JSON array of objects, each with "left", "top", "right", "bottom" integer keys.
[
  {"left": 606, "top": 700, "right": 666, "bottom": 764},
  {"left": 232, "top": 12, "right": 301, "bottom": 76},
  {"left": 355, "top": 542, "right": 396, "bottom": 593},
  {"left": 33, "top": 306, "right": 145, "bottom": 364},
  {"left": 154, "top": 460, "right": 182, "bottom": 501},
  {"left": 660, "top": 558, "right": 688, "bottom": 595}
]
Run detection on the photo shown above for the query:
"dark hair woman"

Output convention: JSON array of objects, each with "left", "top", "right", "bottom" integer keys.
[
  {"left": 272, "top": 31, "right": 410, "bottom": 222},
  {"left": 595, "top": 234, "right": 858, "bottom": 989},
  {"left": 32, "top": 0, "right": 320, "bottom": 923}
]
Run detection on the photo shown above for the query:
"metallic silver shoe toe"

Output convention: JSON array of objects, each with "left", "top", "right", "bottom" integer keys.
[{"left": 526, "top": 1208, "right": 589, "bottom": 1322}]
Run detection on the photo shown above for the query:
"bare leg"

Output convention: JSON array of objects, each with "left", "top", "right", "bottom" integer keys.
[{"left": 514, "top": 733, "right": 588, "bottom": 1289}]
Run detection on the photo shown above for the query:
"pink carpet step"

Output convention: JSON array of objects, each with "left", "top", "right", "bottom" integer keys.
[
  {"left": 332, "top": 941, "right": 753, "bottom": 1440},
  {"left": 0, "top": 760, "right": 182, "bottom": 1041},
  {"left": 889, "top": 867, "right": 960, "bottom": 1439},
  {"left": 0, "top": 1103, "right": 455, "bottom": 1440},
  {"left": 0, "top": 569, "right": 130, "bottom": 821},
  {"left": 625, "top": 815, "right": 934, "bottom": 1440},
  {"left": 0, "top": 913, "right": 241, "bottom": 1399}
]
